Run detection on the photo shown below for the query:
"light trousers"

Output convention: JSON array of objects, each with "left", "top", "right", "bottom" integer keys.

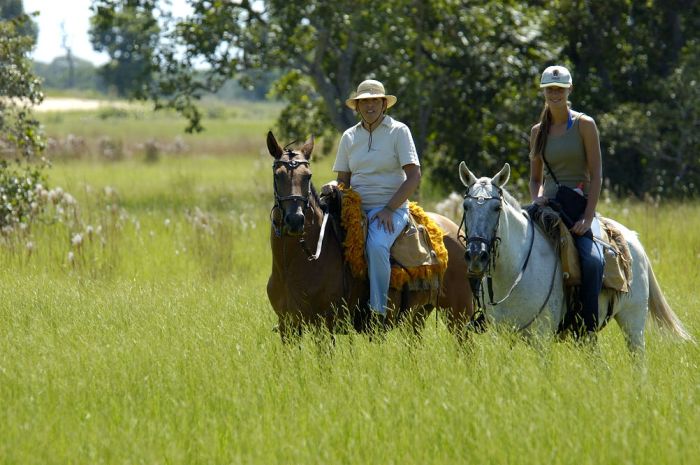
[{"left": 365, "top": 206, "right": 410, "bottom": 315}]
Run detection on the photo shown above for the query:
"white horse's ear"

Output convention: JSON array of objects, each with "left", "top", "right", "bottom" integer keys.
[
  {"left": 459, "top": 161, "right": 478, "bottom": 187},
  {"left": 492, "top": 163, "right": 511, "bottom": 188}
]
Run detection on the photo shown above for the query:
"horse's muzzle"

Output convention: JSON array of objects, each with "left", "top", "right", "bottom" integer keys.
[
  {"left": 284, "top": 210, "right": 305, "bottom": 235},
  {"left": 464, "top": 241, "right": 490, "bottom": 275}
]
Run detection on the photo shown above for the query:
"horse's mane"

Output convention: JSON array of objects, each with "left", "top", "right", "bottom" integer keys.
[
  {"left": 500, "top": 187, "right": 521, "bottom": 211},
  {"left": 309, "top": 183, "right": 321, "bottom": 208}
]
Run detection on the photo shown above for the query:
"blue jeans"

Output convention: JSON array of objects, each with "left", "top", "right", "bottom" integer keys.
[
  {"left": 365, "top": 206, "right": 410, "bottom": 315},
  {"left": 574, "top": 223, "right": 605, "bottom": 332}
]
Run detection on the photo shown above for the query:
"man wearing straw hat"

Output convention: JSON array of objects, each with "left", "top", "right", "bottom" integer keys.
[{"left": 323, "top": 79, "right": 421, "bottom": 325}]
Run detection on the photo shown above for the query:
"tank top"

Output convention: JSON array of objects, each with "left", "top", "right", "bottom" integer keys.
[{"left": 543, "top": 113, "right": 590, "bottom": 199}]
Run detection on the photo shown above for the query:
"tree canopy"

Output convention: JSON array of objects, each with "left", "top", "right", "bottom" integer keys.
[
  {"left": 90, "top": 0, "right": 700, "bottom": 198},
  {"left": 0, "top": 5, "right": 43, "bottom": 160}
]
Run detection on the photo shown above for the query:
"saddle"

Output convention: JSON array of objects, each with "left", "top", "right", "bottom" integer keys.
[
  {"left": 526, "top": 204, "right": 631, "bottom": 293},
  {"left": 558, "top": 216, "right": 632, "bottom": 292},
  {"left": 331, "top": 186, "right": 448, "bottom": 292}
]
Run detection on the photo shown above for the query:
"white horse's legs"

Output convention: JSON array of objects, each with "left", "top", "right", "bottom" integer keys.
[{"left": 613, "top": 304, "right": 648, "bottom": 353}]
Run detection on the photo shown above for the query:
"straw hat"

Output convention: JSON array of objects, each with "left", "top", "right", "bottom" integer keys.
[{"left": 345, "top": 80, "right": 397, "bottom": 110}]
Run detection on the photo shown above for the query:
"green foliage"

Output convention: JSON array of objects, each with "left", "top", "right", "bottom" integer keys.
[
  {"left": 89, "top": 0, "right": 700, "bottom": 197},
  {"left": 0, "top": 12, "right": 44, "bottom": 159},
  {"left": 0, "top": 0, "right": 37, "bottom": 41},
  {"left": 89, "top": 0, "right": 160, "bottom": 97},
  {"left": 0, "top": 8, "right": 47, "bottom": 227},
  {"left": 0, "top": 161, "right": 46, "bottom": 229},
  {"left": 601, "top": 41, "right": 700, "bottom": 197}
]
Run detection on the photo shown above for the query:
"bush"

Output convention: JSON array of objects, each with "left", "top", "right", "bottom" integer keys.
[{"left": 0, "top": 162, "right": 47, "bottom": 230}]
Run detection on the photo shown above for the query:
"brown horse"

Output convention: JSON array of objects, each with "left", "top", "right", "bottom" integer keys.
[{"left": 266, "top": 131, "right": 473, "bottom": 341}]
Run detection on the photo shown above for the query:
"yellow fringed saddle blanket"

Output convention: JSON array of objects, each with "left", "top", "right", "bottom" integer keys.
[{"left": 339, "top": 187, "right": 448, "bottom": 290}]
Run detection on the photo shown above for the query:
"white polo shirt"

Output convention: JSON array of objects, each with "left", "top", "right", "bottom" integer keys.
[{"left": 332, "top": 115, "right": 419, "bottom": 209}]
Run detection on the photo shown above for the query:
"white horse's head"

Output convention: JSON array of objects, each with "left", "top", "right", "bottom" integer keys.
[{"left": 459, "top": 162, "right": 510, "bottom": 276}]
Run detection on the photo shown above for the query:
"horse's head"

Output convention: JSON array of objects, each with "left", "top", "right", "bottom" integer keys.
[
  {"left": 459, "top": 162, "right": 511, "bottom": 277},
  {"left": 267, "top": 131, "right": 315, "bottom": 235}
]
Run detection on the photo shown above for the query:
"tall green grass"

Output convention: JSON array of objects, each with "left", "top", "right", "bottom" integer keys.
[{"left": 1, "top": 105, "right": 698, "bottom": 464}]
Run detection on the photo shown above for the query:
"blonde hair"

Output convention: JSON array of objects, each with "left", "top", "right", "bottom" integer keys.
[{"left": 531, "top": 103, "right": 551, "bottom": 159}]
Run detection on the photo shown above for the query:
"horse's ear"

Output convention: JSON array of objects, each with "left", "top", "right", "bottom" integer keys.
[
  {"left": 492, "top": 163, "right": 511, "bottom": 188},
  {"left": 300, "top": 135, "right": 314, "bottom": 160},
  {"left": 459, "top": 161, "right": 478, "bottom": 187},
  {"left": 267, "top": 131, "right": 283, "bottom": 159}
]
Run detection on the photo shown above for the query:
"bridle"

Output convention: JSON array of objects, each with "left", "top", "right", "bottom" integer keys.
[
  {"left": 270, "top": 151, "right": 328, "bottom": 261},
  {"left": 272, "top": 154, "right": 312, "bottom": 215},
  {"left": 458, "top": 186, "right": 504, "bottom": 278},
  {"left": 460, "top": 182, "right": 558, "bottom": 332}
]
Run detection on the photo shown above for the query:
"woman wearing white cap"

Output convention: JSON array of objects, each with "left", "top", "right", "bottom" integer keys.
[
  {"left": 325, "top": 79, "right": 421, "bottom": 322},
  {"left": 528, "top": 65, "right": 605, "bottom": 341}
]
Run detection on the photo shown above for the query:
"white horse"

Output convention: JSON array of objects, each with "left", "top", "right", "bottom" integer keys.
[{"left": 458, "top": 161, "right": 692, "bottom": 352}]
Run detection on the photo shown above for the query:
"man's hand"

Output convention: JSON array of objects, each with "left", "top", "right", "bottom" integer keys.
[{"left": 320, "top": 180, "right": 339, "bottom": 196}]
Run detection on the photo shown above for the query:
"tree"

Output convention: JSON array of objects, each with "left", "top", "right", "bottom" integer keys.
[
  {"left": 0, "top": 0, "right": 37, "bottom": 41},
  {"left": 0, "top": 8, "right": 46, "bottom": 229},
  {"left": 0, "top": 10, "right": 43, "bottom": 159},
  {"left": 89, "top": 1, "right": 550, "bottom": 172},
  {"left": 90, "top": 0, "right": 700, "bottom": 197},
  {"left": 89, "top": 0, "right": 160, "bottom": 97}
]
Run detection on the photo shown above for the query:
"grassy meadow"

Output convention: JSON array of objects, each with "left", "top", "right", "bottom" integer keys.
[{"left": 1, "top": 100, "right": 699, "bottom": 464}]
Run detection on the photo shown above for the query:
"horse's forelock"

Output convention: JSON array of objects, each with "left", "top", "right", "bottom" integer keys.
[{"left": 468, "top": 178, "right": 520, "bottom": 211}]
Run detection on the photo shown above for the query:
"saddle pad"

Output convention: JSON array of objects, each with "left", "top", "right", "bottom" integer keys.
[{"left": 339, "top": 187, "right": 448, "bottom": 290}]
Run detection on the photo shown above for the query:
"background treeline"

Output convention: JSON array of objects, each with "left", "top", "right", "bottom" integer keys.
[
  {"left": 31, "top": 57, "right": 275, "bottom": 101},
  {"left": 87, "top": 0, "right": 700, "bottom": 199},
  {"left": 5, "top": 1, "right": 699, "bottom": 199}
]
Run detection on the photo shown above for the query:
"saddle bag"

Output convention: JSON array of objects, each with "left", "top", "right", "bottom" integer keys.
[
  {"left": 558, "top": 220, "right": 581, "bottom": 287},
  {"left": 391, "top": 214, "right": 439, "bottom": 268}
]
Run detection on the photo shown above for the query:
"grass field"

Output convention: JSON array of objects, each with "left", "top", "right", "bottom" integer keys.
[{"left": 1, "top": 102, "right": 698, "bottom": 464}]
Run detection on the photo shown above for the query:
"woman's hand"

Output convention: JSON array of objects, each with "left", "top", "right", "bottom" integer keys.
[
  {"left": 371, "top": 207, "right": 396, "bottom": 233},
  {"left": 571, "top": 216, "right": 592, "bottom": 236},
  {"left": 533, "top": 195, "right": 549, "bottom": 206}
]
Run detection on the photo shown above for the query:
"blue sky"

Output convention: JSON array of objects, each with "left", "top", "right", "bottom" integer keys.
[{"left": 24, "top": 0, "right": 190, "bottom": 65}]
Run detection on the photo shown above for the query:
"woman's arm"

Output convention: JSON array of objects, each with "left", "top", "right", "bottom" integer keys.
[
  {"left": 528, "top": 124, "right": 547, "bottom": 204},
  {"left": 572, "top": 115, "right": 602, "bottom": 235}
]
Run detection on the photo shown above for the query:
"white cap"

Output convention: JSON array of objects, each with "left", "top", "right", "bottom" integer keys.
[{"left": 540, "top": 66, "right": 572, "bottom": 88}]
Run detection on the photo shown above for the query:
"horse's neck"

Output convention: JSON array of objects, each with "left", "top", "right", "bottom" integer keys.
[{"left": 494, "top": 204, "right": 530, "bottom": 275}]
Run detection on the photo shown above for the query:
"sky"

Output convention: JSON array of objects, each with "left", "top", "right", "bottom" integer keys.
[{"left": 24, "top": 0, "right": 191, "bottom": 65}]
